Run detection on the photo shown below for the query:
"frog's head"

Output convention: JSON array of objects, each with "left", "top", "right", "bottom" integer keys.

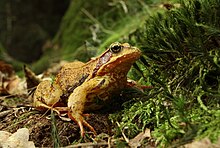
[{"left": 94, "top": 42, "right": 141, "bottom": 76}]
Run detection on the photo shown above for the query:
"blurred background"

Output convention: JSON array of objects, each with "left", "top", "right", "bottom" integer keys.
[
  {"left": 0, "top": 0, "right": 69, "bottom": 63},
  {"left": 0, "top": 0, "right": 161, "bottom": 73}
]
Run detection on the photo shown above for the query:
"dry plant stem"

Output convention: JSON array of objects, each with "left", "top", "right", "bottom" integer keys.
[
  {"left": 0, "top": 110, "right": 13, "bottom": 118},
  {"left": 116, "top": 121, "right": 130, "bottom": 143}
]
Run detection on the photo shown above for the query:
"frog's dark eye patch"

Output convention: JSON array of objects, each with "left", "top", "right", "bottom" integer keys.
[{"left": 110, "top": 43, "right": 122, "bottom": 53}]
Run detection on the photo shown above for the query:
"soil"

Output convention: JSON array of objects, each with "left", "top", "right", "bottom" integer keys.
[{"left": 0, "top": 97, "right": 112, "bottom": 147}]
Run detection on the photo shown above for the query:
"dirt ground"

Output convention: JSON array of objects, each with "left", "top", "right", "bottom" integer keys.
[{"left": 0, "top": 96, "right": 112, "bottom": 147}]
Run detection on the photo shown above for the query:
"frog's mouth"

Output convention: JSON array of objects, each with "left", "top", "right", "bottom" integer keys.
[
  {"left": 112, "top": 48, "right": 141, "bottom": 64},
  {"left": 112, "top": 53, "right": 140, "bottom": 67}
]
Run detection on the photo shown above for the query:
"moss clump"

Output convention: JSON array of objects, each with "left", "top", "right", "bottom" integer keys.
[{"left": 111, "top": 0, "right": 220, "bottom": 147}]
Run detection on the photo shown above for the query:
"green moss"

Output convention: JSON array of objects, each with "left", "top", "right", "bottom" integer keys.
[{"left": 110, "top": 0, "right": 220, "bottom": 147}]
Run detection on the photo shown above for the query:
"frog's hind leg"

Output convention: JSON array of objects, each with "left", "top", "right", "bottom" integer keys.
[
  {"left": 33, "top": 99, "right": 61, "bottom": 115},
  {"left": 68, "top": 111, "right": 97, "bottom": 137},
  {"left": 67, "top": 77, "right": 109, "bottom": 136},
  {"left": 33, "top": 80, "right": 63, "bottom": 115},
  {"left": 67, "top": 84, "right": 102, "bottom": 136}
]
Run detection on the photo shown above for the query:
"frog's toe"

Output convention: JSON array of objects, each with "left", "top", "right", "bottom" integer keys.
[
  {"left": 68, "top": 111, "right": 97, "bottom": 137},
  {"left": 81, "top": 118, "right": 97, "bottom": 136}
]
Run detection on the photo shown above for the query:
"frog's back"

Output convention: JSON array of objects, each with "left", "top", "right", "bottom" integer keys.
[{"left": 55, "top": 61, "right": 95, "bottom": 92}]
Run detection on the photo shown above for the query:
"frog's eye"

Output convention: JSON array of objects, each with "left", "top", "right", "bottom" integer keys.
[{"left": 110, "top": 43, "right": 122, "bottom": 53}]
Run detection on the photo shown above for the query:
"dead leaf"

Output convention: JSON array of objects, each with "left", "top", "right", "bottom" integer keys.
[
  {"left": 24, "top": 66, "right": 41, "bottom": 90},
  {"left": 0, "top": 61, "right": 28, "bottom": 96},
  {"left": 128, "top": 128, "right": 151, "bottom": 147},
  {"left": 0, "top": 61, "right": 14, "bottom": 77},
  {"left": 0, "top": 61, "right": 17, "bottom": 95}
]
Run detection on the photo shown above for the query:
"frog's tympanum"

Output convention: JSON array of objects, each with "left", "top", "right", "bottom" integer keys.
[{"left": 33, "top": 42, "right": 141, "bottom": 136}]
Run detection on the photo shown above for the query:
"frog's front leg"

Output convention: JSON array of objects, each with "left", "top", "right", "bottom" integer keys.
[
  {"left": 67, "top": 76, "right": 109, "bottom": 137},
  {"left": 33, "top": 80, "right": 63, "bottom": 114}
]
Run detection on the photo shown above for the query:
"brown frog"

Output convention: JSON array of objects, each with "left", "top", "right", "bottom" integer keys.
[{"left": 33, "top": 42, "right": 141, "bottom": 136}]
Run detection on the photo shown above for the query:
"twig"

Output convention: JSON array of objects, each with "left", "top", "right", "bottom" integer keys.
[
  {"left": 0, "top": 109, "right": 13, "bottom": 118},
  {"left": 116, "top": 122, "right": 130, "bottom": 143}
]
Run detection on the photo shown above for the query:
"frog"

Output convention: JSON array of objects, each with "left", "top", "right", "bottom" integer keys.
[{"left": 33, "top": 42, "right": 141, "bottom": 136}]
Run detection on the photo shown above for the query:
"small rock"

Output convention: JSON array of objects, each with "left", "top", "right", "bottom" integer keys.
[
  {"left": 0, "top": 131, "right": 12, "bottom": 143},
  {"left": 0, "top": 128, "right": 35, "bottom": 148}
]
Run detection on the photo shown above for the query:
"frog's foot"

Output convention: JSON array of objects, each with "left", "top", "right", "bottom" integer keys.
[
  {"left": 34, "top": 102, "right": 61, "bottom": 115},
  {"left": 67, "top": 111, "right": 97, "bottom": 137}
]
